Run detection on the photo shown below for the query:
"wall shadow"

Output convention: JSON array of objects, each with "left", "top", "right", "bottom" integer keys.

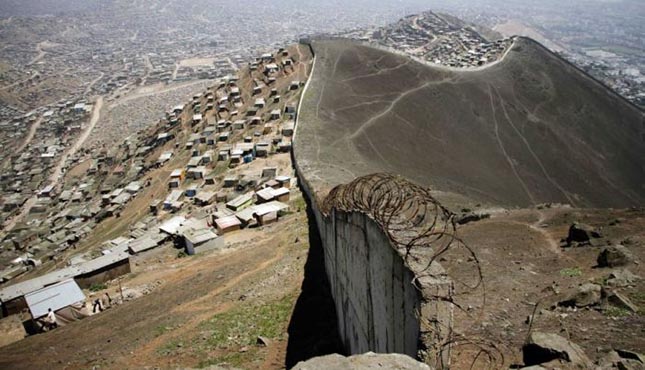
[{"left": 285, "top": 191, "right": 345, "bottom": 368}]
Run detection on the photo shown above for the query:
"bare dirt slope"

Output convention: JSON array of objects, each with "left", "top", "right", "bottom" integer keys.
[
  {"left": 296, "top": 38, "right": 644, "bottom": 208},
  {"left": 0, "top": 208, "right": 312, "bottom": 370},
  {"left": 446, "top": 206, "right": 645, "bottom": 368}
]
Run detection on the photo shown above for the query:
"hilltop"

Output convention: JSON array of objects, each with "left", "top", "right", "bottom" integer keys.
[
  {"left": 292, "top": 32, "right": 645, "bottom": 368},
  {"left": 295, "top": 37, "right": 644, "bottom": 209}
]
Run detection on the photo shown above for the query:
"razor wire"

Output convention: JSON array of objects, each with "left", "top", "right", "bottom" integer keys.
[{"left": 320, "top": 173, "right": 504, "bottom": 369}]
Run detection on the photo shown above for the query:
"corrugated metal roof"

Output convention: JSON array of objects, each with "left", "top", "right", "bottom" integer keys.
[
  {"left": 25, "top": 279, "right": 85, "bottom": 318},
  {"left": 128, "top": 237, "right": 158, "bottom": 254},
  {"left": 0, "top": 266, "right": 82, "bottom": 302},
  {"left": 128, "top": 231, "right": 166, "bottom": 254},
  {"left": 256, "top": 187, "right": 276, "bottom": 200},
  {"left": 76, "top": 251, "right": 130, "bottom": 274},
  {"left": 227, "top": 192, "right": 254, "bottom": 208},
  {"left": 215, "top": 216, "right": 242, "bottom": 229},
  {"left": 159, "top": 216, "right": 187, "bottom": 235},
  {"left": 254, "top": 201, "right": 289, "bottom": 216},
  {"left": 184, "top": 228, "right": 218, "bottom": 245},
  {"left": 235, "top": 207, "right": 257, "bottom": 222}
]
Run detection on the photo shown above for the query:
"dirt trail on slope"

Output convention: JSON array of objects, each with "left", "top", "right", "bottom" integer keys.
[
  {"left": 126, "top": 235, "right": 288, "bottom": 367},
  {"left": 16, "top": 116, "right": 42, "bottom": 154}
]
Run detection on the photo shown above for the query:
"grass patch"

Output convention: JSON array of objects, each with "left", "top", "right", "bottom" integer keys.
[
  {"left": 89, "top": 283, "right": 107, "bottom": 292},
  {"left": 629, "top": 291, "right": 645, "bottom": 307},
  {"left": 205, "top": 293, "right": 295, "bottom": 349},
  {"left": 291, "top": 194, "right": 306, "bottom": 212},
  {"left": 157, "top": 339, "right": 184, "bottom": 356},
  {"left": 560, "top": 267, "right": 582, "bottom": 277},
  {"left": 154, "top": 325, "right": 172, "bottom": 338},
  {"left": 604, "top": 306, "right": 631, "bottom": 317},
  {"left": 198, "top": 348, "right": 259, "bottom": 368}
]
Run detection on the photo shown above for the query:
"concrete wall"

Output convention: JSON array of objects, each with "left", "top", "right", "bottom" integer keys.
[
  {"left": 296, "top": 176, "right": 452, "bottom": 365},
  {"left": 320, "top": 209, "right": 421, "bottom": 357},
  {"left": 293, "top": 42, "right": 452, "bottom": 366}
]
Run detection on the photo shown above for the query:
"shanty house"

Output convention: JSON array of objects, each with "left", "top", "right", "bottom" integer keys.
[
  {"left": 74, "top": 251, "right": 131, "bottom": 289},
  {"left": 226, "top": 192, "right": 254, "bottom": 211},
  {"left": 215, "top": 215, "right": 242, "bottom": 234},
  {"left": 195, "top": 191, "right": 216, "bottom": 206},
  {"left": 256, "top": 187, "right": 290, "bottom": 204},
  {"left": 269, "top": 109, "right": 281, "bottom": 120},
  {"left": 183, "top": 228, "right": 219, "bottom": 255},
  {"left": 282, "top": 121, "right": 295, "bottom": 136},
  {"left": 25, "top": 279, "right": 86, "bottom": 329},
  {"left": 254, "top": 201, "right": 289, "bottom": 226}
]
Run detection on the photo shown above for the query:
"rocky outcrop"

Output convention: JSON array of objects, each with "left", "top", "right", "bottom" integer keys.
[
  {"left": 605, "top": 269, "right": 641, "bottom": 287},
  {"left": 523, "top": 332, "right": 592, "bottom": 368},
  {"left": 566, "top": 222, "right": 602, "bottom": 246},
  {"left": 597, "top": 245, "right": 634, "bottom": 267},
  {"left": 558, "top": 283, "right": 602, "bottom": 308},
  {"left": 293, "top": 352, "right": 432, "bottom": 370}
]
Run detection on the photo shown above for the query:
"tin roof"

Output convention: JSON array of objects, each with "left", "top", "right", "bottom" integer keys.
[
  {"left": 159, "top": 216, "right": 187, "bottom": 235},
  {"left": 0, "top": 266, "right": 82, "bottom": 302},
  {"left": 226, "top": 192, "right": 254, "bottom": 209},
  {"left": 215, "top": 216, "right": 242, "bottom": 229},
  {"left": 254, "top": 201, "right": 289, "bottom": 216},
  {"left": 25, "top": 279, "right": 85, "bottom": 318},
  {"left": 183, "top": 228, "right": 218, "bottom": 245}
]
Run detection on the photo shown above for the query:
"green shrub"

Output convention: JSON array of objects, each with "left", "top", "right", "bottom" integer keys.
[
  {"left": 89, "top": 283, "right": 107, "bottom": 292},
  {"left": 560, "top": 267, "right": 582, "bottom": 277}
]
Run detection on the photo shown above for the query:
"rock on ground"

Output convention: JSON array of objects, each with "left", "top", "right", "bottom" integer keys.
[
  {"left": 523, "top": 332, "right": 592, "bottom": 368},
  {"left": 559, "top": 283, "right": 602, "bottom": 308},
  {"left": 605, "top": 269, "right": 641, "bottom": 287},
  {"left": 293, "top": 352, "right": 432, "bottom": 370},
  {"left": 566, "top": 222, "right": 602, "bottom": 245},
  {"left": 597, "top": 245, "right": 634, "bottom": 267}
]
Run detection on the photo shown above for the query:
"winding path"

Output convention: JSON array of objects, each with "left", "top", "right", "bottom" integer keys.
[{"left": 15, "top": 116, "right": 43, "bottom": 154}]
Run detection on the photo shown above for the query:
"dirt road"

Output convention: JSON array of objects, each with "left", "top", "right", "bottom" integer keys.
[
  {"left": 0, "top": 72, "right": 40, "bottom": 91},
  {"left": 84, "top": 72, "right": 104, "bottom": 96},
  {"left": 51, "top": 95, "right": 103, "bottom": 181},
  {"left": 15, "top": 116, "right": 43, "bottom": 154}
]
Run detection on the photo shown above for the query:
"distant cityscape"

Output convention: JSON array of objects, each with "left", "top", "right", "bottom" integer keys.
[{"left": 0, "top": 0, "right": 642, "bottom": 244}]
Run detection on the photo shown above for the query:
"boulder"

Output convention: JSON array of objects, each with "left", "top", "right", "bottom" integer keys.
[
  {"left": 523, "top": 332, "right": 592, "bottom": 368},
  {"left": 617, "top": 360, "right": 645, "bottom": 370},
  {"left": 559, "top": 283, "right": 602, "bottom": 308},
  {"left": 566, "top": 222, "right": 601, "bottom": 245},
  {"left": 256, "top": 336, "right": 270, "bottom": 347},
  {"left": 293, "top": 352, "right": 432, "bottom": 370},
  {"left": 598, "top": 349, "right": 645, "bottom": 370},
  {"left": 456, "top": 212, "right": 490, "bottom": 225},
  {"left": 605, "top": 269, "right": 641, "bottom": 287},
  {"left": 597, "top": 245, "right": 634, "bottom": 267}
]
